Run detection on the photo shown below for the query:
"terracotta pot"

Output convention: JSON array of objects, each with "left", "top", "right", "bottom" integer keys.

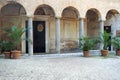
[
  {"left": 83, "top": 51, "right": 89, "bottom": 57},
  {"left": 101, "top": 50, "right": 108, "bottom": 57},
  {"left": 116, "top": 50, "right": 120, "bottom": 56},
  {"left": 11, "top": 50, "right": 21, "bottom": 59},
  {"left": 4, "top": 52, "right": 11, "bottom": 59}
]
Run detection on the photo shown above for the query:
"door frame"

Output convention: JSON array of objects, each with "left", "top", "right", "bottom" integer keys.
[
  {"left": 34, "top": 15, "right": 50, "bottom": 53},
  {"left": 33, "top": 20, "right": 49, "bottom": 53},
  {"left": 25, "top": 16, "right": 50, "bottom": 54}
]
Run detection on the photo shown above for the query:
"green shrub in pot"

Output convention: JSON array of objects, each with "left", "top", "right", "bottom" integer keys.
[
  {"left": 112, "top": 37, "right": 120, "bottom": 56},
  {"left": 79, "top": 36, "right": 98, "bottom": 57}
]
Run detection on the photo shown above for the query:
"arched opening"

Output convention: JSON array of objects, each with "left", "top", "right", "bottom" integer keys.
[
  {"left": 1, "top": 3, "right": 26, "bottom": 16},
  {"left": 105, "top": 10, "right": 119, "bottom": 31},
  {"left": 106, "top": 10, "right": 119, "bottom": 20},
  {"left": 0, "top": 2, "right": 26, "bottom": 52},
  {"left": 86, "top": 9, "right": 101, "bottom": 49},
  {"left": 62, "top": 7, "right": 79, "bottom": 19},
  {"left": 105, "top": 9, "right": 119, "bottom": 50},
  {"left": 86, "top": 9, "right": 100, "bottom": 37},
  {"left": 34, "top": 4, "right": 55, "bottom": 16},
  {"left": 33, "top": 4, "right": 55, "bottom": 53},
  {"left": 61, "top": 6, "right": 79, "bottom": 53}
]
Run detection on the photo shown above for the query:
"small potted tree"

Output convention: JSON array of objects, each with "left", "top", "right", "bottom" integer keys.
[
  {"left": 6, "top": 26, "right": 26, "bottom": 59},
  {"left": 2, "top": 41, "right": 13, "bottom": 59},
  {"left": 100, "top": 31, "right": 111, "bottom": 56},
  {"left": 112, "top": 37, "right": 120, "bottom": 56},
  {"left": 79, "top": 36, "right": 98, "bottom": 57}
]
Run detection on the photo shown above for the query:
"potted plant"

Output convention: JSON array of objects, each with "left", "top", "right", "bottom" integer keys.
[
  {"left": 112, "top": 37, "right": 120, "bottom": 56},
  {"left": 6, "top": 26, "right": 26, "bottom": 59},
  {"left": 100, "top": 31, "right": 111, "bottom": 56},
  {"left": 2, "top": 41, "right": 13, "bottom": 59},
  {"left": 79, "top": 36, "right": 98, "bottom": 57}
]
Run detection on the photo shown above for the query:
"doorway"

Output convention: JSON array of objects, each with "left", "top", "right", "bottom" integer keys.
[
  {"left": 26, "top": 21, "right": 46, "bottom": 53},
  {"left": 33, "top": 21, "right": 45, "bottom": 53}
]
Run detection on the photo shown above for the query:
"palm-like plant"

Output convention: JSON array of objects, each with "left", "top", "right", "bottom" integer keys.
[
  {"left": 79, "top": 36, "right": 98, "bottom": 51},
  {"left": 8, "top": 26, "right": 26, "bottom": 50},
  {"left": 79, "top": 36, "right": 98, "bottom": 57},
  {"left": 99, "top": 30, "right": 112, "bottom": 56},
  {"left": 112, "top": 37, "right": 120, "bottom": 50},
  {"left": 100, "top": 31, "right": 111, "bottom": 50}
]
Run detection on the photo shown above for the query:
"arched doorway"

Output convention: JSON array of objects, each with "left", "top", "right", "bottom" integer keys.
[
  {"left": 0, "top": 2, "right": 26, "bottom": 52},
  {"left": 105, "top": 9, "right": 119, "bottom": 50},
  {"left": 86, "top": 9, "right": 101, "bottom": 49},
  {"left": 33, "top": 4, "right": 55, "bottom": 53},
  {"left": 61, "top": 6, "right": 79, "bottom": 53},
  {"left": 105, "top": 9, "right": 119, "bottom": 35}
]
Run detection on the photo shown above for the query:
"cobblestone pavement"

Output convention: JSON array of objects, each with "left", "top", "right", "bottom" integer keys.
[{"left": 0, "top": 54, "right": 120, "bottom": 80}]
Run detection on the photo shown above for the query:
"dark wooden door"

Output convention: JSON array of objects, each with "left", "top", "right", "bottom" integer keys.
[
  {"left": 26, "top": 21, "right": 28, "bottom": 53},
  {"left": 104, "top": 26, "right": 111, "bottom": 50},
  {"left": 33, "top": 21, "right": 45, "bottom": 53}
]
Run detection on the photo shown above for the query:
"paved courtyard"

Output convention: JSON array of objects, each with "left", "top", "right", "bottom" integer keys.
[{"left": 0, "top": 54, "right": 120, "bottom": 80}]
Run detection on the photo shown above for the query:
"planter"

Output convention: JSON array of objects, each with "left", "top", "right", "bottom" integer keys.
[
  {"left": 11, "top": 50, "right": 21, "bottom": 59},
  {"left": 101, "top": 50, "right": 108, "bottom": 57},
  {"left": 83, "top": 51, "right": 89, "bottom": 57},
  {"left": 116, "top": 50, "right": 120, "bottom": 56},
  {"left": 4, "top": 52, "right": 11, "bottom": 59}
]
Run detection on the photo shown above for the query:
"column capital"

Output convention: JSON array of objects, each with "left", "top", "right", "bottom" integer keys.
[
  {"left": 78, "top": 17, "right": 85, "bottom": 21},
  {"left": 55, "top": 16, "right": 61, "bottom": 19},
  {"left": 99, "top": 20, "right": 105, "bottom": 22},
  {"left": 98, "top": 18, "right": 106, "bottom": 22},
  {"left": 27, "top": 15, "right": 34, "bottom": 19}
]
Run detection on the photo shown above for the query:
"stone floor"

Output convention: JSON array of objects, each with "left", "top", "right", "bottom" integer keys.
[{"left": 0, "top": 53, "right": 120, "bottom": 80}]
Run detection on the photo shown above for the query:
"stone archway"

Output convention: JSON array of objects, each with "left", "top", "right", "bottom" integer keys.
[
  {"left": 86, "top": 9, "right": 101, "bottom": 38},
  {"left": 34, "top": 4, "right": 55, "bottom": 16},
  {"left": 33, "top": 4, "right": 55, "bottom": 53},
  {"left": 105, "top": 10, "right": 119, "bottom": 37},
  {"left": 0, "top": 2, "right": 26, "bottom": 52},
  {"left": 85, "top": 9, "right": 101, "bottom": 49},
  {"left": 61, "top": 6, "right": 79, "bottom": 53},
  {"left": 105, "top": 9, "right": 119, "bottom": 34},
  {"left": 105, "top": 9, "right": 119, "bottom": 50}
]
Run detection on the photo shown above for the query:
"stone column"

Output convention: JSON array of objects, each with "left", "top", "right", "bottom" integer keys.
[
  {"left": 55, "top": 17, "right": 60, "bottom": 53},
  {"left": 27, "top": 16, "right": 33, "bottom": 56},
  {"left": 111, "top": 24, "right": 116, "bottom": 51},
  {"left": 46, "top": 21, "right": 50, "bottom": 53},
  {"left": 21, "top": 17, "right": 26, "bottom": 54},
  {"left": 79, "top": 18, "right": 84, "bottom": 38},
  {"left": 99, "top": 20, "right": 104, "bottom": 50}
]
